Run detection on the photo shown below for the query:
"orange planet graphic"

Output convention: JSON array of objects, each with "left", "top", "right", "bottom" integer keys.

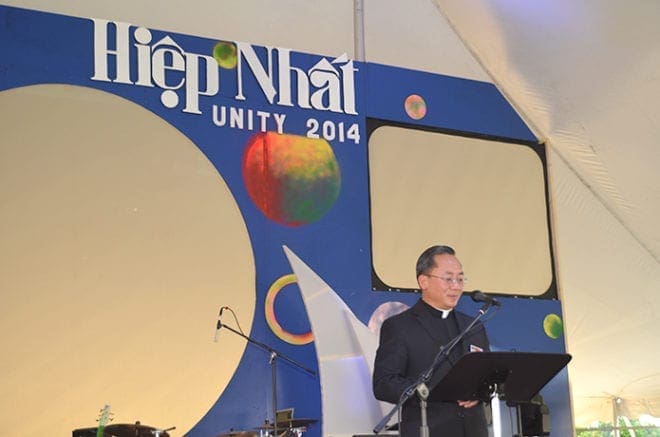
[{"left": 404, "top": 94, "right": 427, "bottom": 120}]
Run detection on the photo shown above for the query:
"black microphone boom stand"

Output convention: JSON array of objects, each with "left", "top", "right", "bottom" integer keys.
[
  {"left": 218, "top": 322, "right": 316, "bottom": 435},
  {"left": 373, "top": 302, "right": 494, "bottom": 436}
]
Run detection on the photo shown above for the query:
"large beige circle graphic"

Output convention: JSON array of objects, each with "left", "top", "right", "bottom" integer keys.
[{"left": 0, "top": 85, "right": 254, "bottom": 436}]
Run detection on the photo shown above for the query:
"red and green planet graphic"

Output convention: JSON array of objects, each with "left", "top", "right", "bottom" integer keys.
[
  {"left": 405, "top": 94, "right": 427, "bottom": 120},
  {"left": 242, "top": 132, "right": 341, "bottom": 227}
]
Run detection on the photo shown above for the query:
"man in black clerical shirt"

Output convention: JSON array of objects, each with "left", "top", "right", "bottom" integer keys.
[{"left": 373, "top": 245, "right": 490, "bottom": 437}]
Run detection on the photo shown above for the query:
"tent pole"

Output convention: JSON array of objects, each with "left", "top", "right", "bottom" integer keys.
[
  {"left": 613, "top": 397, "right": 620, "bottom": 437},
  {"left": 354, "top": 0, "right": 365, "bottom": 61}
]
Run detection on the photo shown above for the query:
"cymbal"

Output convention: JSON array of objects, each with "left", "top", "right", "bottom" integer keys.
[
  {"left": 254, "top": 418, "right": 317, "bottom": 430},
  {"left": 215, "top": 431, "right": 257, "bottom": 437},
  {"left": 103, "top": 423, "right": 171, "bottom": 437},
  {"left": 73, "top": 422, "right": 173, "bottom": 437},
  {"left": 276, "top": 419, "right": 318, "bottom": 428},
  {"left": 253, "top": 425, "right": 275, "bottom": 430}
]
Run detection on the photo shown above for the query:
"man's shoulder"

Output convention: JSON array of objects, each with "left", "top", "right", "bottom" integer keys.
[{"left": 381, "top": 299, "right": 422, "bottom": 326}]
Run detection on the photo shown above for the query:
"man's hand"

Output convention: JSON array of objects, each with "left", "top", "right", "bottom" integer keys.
[{"left": 457, "top": 400, "right": 479, "bottom": 408}]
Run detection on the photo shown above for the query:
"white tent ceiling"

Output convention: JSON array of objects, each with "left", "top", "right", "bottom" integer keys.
[
  {"left": 433, "top": 0, "right": 660, "bottom": 425},
  {"left": 3, "top": 0, "right": 659, "bottom": 428}
]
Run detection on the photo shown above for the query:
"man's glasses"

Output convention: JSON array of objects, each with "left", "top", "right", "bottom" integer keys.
[{"left": 425, "top": 274, "right": 467, "bottom": 286}]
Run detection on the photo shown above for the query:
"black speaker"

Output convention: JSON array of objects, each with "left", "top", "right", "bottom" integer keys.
[{"left": 519, "top": 395, "right": 550, "bottom": 436}]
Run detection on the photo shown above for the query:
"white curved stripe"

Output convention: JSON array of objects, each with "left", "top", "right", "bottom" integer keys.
[{"left": 283, "top": 245, "right": 387, "bottom": 436}]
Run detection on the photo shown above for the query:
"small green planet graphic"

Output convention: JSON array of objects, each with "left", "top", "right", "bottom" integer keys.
[
  {"left": 543, "top": 313, "right": 563, "bottom": 339},
  {"left": 213, "top": 41, "right": 238, "bottom": 69}
]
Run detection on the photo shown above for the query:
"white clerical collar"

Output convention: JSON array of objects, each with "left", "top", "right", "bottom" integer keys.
[
  {"left": 423, "top": 299, "right": 453, "bottom": 319},
  {"left": 431, "top": 305, "right": 453, "bottom": 319}
]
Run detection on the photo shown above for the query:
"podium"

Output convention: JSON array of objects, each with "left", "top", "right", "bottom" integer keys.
[{"left": 430, "top": 352, "right": 571, "bottom": 437}]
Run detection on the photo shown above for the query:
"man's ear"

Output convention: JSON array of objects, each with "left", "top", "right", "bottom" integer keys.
[{"left": 417, "top": 274, "right": 427, "bottom": 290}]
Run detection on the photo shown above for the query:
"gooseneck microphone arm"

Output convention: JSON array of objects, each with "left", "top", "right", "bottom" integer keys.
[{"left": 217, "top": 321, "right": 316, "bottom": 376}]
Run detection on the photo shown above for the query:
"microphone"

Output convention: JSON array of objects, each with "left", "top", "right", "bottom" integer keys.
[
  {"left": 214, "top": 306, "right": 225, "bottom": 342},
  {"left": 471, "top": 290, "right": 501, "bottom": 308}
]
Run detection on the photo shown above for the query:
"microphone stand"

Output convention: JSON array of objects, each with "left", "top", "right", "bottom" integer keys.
[
  {"left": 373, "top": 302, "right": 494, "bottom": 436},
  {"left": 219, "top": 322, "right": 316, "bottom": 435}
]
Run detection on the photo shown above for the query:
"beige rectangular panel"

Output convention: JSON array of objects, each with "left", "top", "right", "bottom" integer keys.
[{"left": 369, "top": 125, "right": 551, "bottom": 296}]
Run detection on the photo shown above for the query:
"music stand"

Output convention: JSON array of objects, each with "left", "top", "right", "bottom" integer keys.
[{"left": 429, "top": 352, "right": 571, "bottom": 437}]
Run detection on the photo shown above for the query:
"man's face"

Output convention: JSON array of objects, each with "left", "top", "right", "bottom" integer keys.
[{"left": 418, "top": 254, "right": 465, "bottom": 310}]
